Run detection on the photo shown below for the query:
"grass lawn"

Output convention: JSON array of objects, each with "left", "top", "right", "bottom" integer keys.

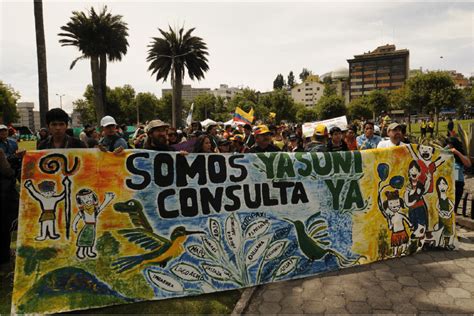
[
  {"left": 407, "top": 119, "right": 474, "bottom": 136},
  {"left": 1, "top": 259, "right": 241, "bottom": 314},
  {"left": 18, "top": 140, "right": 37, "bottom": 151}
]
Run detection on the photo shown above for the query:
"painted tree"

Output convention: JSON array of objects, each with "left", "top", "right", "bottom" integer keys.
[
  {"left": 34, "top": 0, "right": 49, "bottom": 127},
  {"left": 59, "top": 6, "right": 129, "bottom": 121},
  {"left": 147, "top": 26, "right": 209, "bottom": 127}
]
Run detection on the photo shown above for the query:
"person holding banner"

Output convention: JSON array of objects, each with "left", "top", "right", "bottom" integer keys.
[
  {"left": 193, "top": 135, "right": 216, "bottom": 153},
  {"left": 38, "top": 108, "right": 85, "bottom": 150},
  {"left": 230, "top": 134, "right": 249, "bottom": 153},
  {"left": 249, "top": 125, "right": 280, "bottom": 153},
  {"left": 243, "top": 124, "right": 255, "bottom": 148},
  {"left": 326, "top": 126, "right": 348, "bottom": 152},
  {"left": 357, "top": 121, "right": 382, "bottom": 150},
  {"left": 144, "top": 120, "right": 174, "bottom": 152},
  {"left": 98, "top": 116, "right": 128, "bottom": 154},
  {"left": 305, "top": 124, "right": 328, "bottom": 152}
]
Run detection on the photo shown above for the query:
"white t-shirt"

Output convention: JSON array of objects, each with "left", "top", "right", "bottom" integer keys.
[{"left": 377, "top": 139, "right": 405, "bottom": 149}]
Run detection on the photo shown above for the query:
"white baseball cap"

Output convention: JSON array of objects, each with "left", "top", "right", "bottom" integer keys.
[
  {"left": 100, "top": 116, "right": 117, "bottom": 127},
  {"left": 0, "top": 124, "right": 7, "bottom": 130}
]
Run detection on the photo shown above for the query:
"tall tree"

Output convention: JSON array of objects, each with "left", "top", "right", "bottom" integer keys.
[
  {"left": 59, "top": 6, "right": 129, "bottom": 121},
  {"left": 34, "top": 0, "right": 49, "bottom": 127},
  {"left": 192, "top": 93, "right": 216, "bottom": 121},
  {"left": 287, "top": 71, "right": 295, "bottom": 88},
  {"left": 299, "top": 68, "right": 312, "bottom": 82},
  {"left": 0, "top": 81, "right": 20, "bottom": 124},
  {"left": 347, "top": 96, "right": 372, "bottom": 121},
  {"left": 147, "top": 26, "right": 209, "bottom": 128},
  {"left": 316, "top": 95, "right": 346, "bottom": 120},
  {"left": 273, "top": 74, "right": 285, "bottom": 90},
  {"left": 367, "top": 89, "right": 390, "bottom": 118}
]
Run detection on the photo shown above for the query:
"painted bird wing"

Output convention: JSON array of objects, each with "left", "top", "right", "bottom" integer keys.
[
  {"left": 118, "top": 203, "right": 154, "bottom": 232},
  {"left": 118, "top": 228, "right": 170, "bottom": 251}
]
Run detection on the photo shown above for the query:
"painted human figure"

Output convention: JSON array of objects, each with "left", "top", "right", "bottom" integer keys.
[
  {"left": 404, "top": 160, "right": 431, "bottom": 239},
  {"left": 407, "top": 144, "right": 445, "bottom": 194},
  {"left": 24, "top": 178, "right": 70, "bottom": 241},
  {"left": 436, "top": 177, "right": 455, "bottom": 249},
  {"left": 378, "top": 190, "right": 412, "bottom": 257},
  {"left": 72, "top": 189, "right": 115, "bottom": 259}
]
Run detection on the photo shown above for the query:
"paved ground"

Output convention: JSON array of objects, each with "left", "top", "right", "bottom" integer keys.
[{"left": 243, "top": 177, "right": 474, "bottom": 315}]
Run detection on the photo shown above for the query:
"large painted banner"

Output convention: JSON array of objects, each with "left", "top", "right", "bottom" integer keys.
[{"left": 13, "top": 146, "right": 455, "bottom": 313}]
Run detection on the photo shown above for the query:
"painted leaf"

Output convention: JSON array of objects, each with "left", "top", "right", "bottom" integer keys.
[
  {"left": 225, "top": 213, "right": 242, "bottom": 250},
  {"left": 265, "top": 240, "right": 287, "bottom": 261},
  {"left": 187, "top": 244, "right": 207, "bottom": 259},
  {"left": 201, "top": 236, "right": 220, "bottom": 258},
  {"left": 147, "top": 270, "right": 184, "bottom": 292},
  {"left": 209, "top": 218, "right": 221, "bottom": 240},
  {"left": 171, "top": 262, "right": 202, "bottom": 281},
  {"left": 245, "top": 235, "right": 272, "bottom": 265},
  {"left": 245, "top": 219, "right": 270, "bottom": 239},
  {"left": 201, "top": 263, "right": 232, "bottom": 281},
  {"left": 377, "top": 163, "right": 389, "bottom": 181},
  {"left": 274, "top": 256, "right": 299, "bottom": 278},
  {"left": 309, "top": 225, "right": 328, "bottom": 237},
  {"left": 389, "top": 176, "right": 405, "bottom": 189}
]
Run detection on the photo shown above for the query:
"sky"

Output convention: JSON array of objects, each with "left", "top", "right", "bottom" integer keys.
[{"left": 1, "top": 0, "right": 473, "bottom": 113}]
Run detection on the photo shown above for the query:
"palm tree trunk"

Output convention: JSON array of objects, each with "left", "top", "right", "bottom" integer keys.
[
  {"left": 34, "top": 0, "right": 49, "bottom": 127},
  {"left": 174, "top": 75, "right": 183, "bottom": 128},
  {"left": 90, "top": 56, "right": 104, "bottom": 121},
  {"left": 99, "top": 53, "right": 107, "bottom": 115}
]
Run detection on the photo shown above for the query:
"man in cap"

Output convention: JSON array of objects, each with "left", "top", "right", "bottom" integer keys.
[
  {"left": 305, "top": 124, "right": 328, "bottom": 152},
  {"left": 144, "top": 120, "right": 174, "bottom": 151},
  {"left": 377, "top": 122, "right": 405, "bottom": 148},
  {"left": 0, "top": 124, "right": 23, "bottom": 162},
  {"left": 38, "top": 108, "right": 85, "bottom": 150},
  {"left": 98, "top": 115, "right": 128, "bottom": 153},
  {"left": 287, "top": 134, "right": 304, "bottom": 152},
  {"left": 357, "top": 121, "right": 382, "bottom": 150},
  {"left": 249, "top": 125, "right": 280, "bottom": 153},
  {"left": 217, "top": 138, "right": 231, "bottom": 153},
  {"left": 230, "top": 134, "right": 249, "bottom": 153}
]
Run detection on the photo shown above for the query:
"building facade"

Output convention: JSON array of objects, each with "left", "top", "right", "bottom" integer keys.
[
  {"left": 15, "top": 102, "right": 40, "bottom": 131},
  {"left": 212, "top": 84, "right": 242, "bottom": 100},
  {"left": 162, "top": 85, "right": 211, "bottom": 103},
  {"left": 291, "top": 76, "right": 325, "bottom": 107},
  {"left": 347, "top": 44, "right": 409, "bottom": 101}
]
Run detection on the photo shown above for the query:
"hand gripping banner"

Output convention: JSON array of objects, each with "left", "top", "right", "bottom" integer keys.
[{"left": 12, "top": 145, "right": 455, "bottom": 313}]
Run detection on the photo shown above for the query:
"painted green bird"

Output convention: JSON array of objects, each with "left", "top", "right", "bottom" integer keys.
[
  {"left": 285, "top": 214, "right": 362, "bottom": 267},
  {"left": 112, "top": 199, "right": 203, "bottom": 273}
]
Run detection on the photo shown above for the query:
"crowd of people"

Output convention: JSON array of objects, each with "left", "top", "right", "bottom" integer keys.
[{"left": 0, "top": 107, "right": 472, "bottom": 264}]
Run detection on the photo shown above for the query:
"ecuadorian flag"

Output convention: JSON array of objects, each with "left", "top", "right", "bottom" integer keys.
[{"left": 233, "top": 107, "right": 255, "bottom": 124}]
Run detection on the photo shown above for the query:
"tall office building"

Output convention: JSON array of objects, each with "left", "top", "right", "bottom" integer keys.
[{"left": 347, "top": 44, "right": 409, "bottom": 101}]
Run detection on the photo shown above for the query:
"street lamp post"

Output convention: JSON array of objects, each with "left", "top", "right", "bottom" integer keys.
[{"left": 56, "top": 93, "right": 65, "bottom": 109}]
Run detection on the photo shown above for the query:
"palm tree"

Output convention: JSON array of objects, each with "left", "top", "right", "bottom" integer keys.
[
  {"left": 147, "top": 26, "right": 209, "bottom": 127},
  {"left": 58, "top": 6, "right": 128, "bottom": 121},
  {"left": 34, "top": 0, "right": 49, "bottom": 127}
]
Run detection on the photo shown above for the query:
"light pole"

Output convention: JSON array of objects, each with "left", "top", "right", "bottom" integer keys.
[
  {"left": 56, "top": 93, "right": 65, "bottom": 109},
  {"left": 157, "top": 50, "right": 195, "bottom": 127}
]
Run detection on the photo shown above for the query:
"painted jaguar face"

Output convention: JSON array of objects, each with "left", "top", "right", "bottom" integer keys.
[{"left": 419, "top": 145, "right": 434, "bottom": 160}]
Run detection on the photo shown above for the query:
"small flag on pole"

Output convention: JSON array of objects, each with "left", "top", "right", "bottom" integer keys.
[{"left": 186, "top": 103, "right": 194, "bottom": 126}]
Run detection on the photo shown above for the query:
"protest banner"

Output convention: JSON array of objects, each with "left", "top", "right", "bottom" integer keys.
[
  {"left": 13, "top": 145, "right": 455, "bottom": 313},
  {"left": 302, "top": 115, "right": 348, "bottom": 138}
]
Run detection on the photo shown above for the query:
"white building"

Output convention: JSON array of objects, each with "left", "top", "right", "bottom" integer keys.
[
  {"left": 16, "top": 102, "right": 40, "bottom": 131},
  {"left": 212, "top": 84, "right": 242, "bottom": 100},
  {"left": 291, "top": 75, "right": 325, "bottom": 107}
]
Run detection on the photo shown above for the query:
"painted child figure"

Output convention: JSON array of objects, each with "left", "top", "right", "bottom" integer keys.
[
  {"left": 436, "top": 177, "right": 455, "bottom": 249},
  {"left": 407, "top": 143, "right": 445, "bottom": 194},
  {"left": 404, "top": 160, "right": 431, "bottom": 239},
  {"left": 24, "top": 178, "right": 70, "bottom": 241},
  {"left": 72, "top": 189, "right": 115, "bottom": 259},
  {"left": 381, "top": 190, "right": 412, "bottom": 257}
]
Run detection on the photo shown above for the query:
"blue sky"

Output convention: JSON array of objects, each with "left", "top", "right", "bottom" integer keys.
[{"left": 1, "top": 0, "right": 473, "bottom": 112}]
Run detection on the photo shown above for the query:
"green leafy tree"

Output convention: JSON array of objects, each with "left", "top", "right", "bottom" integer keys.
[
  {"left": 347, "top": 96, "right": 372, "bottom": 120},
  {"left": 299, "top": 68, "right": 312, "bottom": 82},
  {"left": 59, "top": 6, "right": 129, "bottom": 121},
  {"left": 261, "top": 89, "right": 297, "bottom": 122},
  {"left": 106, "top": 85, "right": 136, "bottom": 124},
  {"left": 390, "top": 86, "right": 412, "bottom": 132},
  {"left": 135, "top": 92, "right": 160, "bottom": 123},
  {"left": 323, "top": 82, "right": 337, "bottom": 97},
  {"left": 212, "top": 96, "right": 231, "bottom": 122},
  {"left": 147, "top": 26, "right": 209, "bottom": 128},
  {"left": 367, "top": 89, "right": 390, "bottom": 117},
  {"left": 73, "top": 98, "right": 96, "bottom": 125},
  {"left": 295, "top": 103, "right": 317, "bottom": 122},
  {"left": 0, "top": 81, "right": 20, "bottom": 124},
  {"left": 315, "top": 95, "right": 346, "bottom": 120},
  {"left": 273, "top": 74, "right": 285, "bottom": 90},
  {"left": 322, "top": 76, "right": 333, "bottom": 84},
  {"left": 156, "top": 93, "right": 173, "bottom": 123},
  {"left": 287, "top": 71, "right": 296, "bottom": 88},
  {"left": 406, "top": 71, "right": 462, "bottom": 134},
  {"left": 192, "top": 93, "right": 217, "bottom": 121}
]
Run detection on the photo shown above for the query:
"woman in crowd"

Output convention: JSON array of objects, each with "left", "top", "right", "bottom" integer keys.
[
  {"left": 193, "top": 135, "right": 215, "bottom": 153},
  {"left": 445, "top": 137, "right": 471, "bottom": 213}
]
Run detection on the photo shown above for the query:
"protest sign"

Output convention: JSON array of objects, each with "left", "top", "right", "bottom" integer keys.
[
  {"left": 13, "top": 146, "right": 455, "bottom": 313},
  {"left": 302, "top": 115, "right": 348, "bottom": 137}
]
